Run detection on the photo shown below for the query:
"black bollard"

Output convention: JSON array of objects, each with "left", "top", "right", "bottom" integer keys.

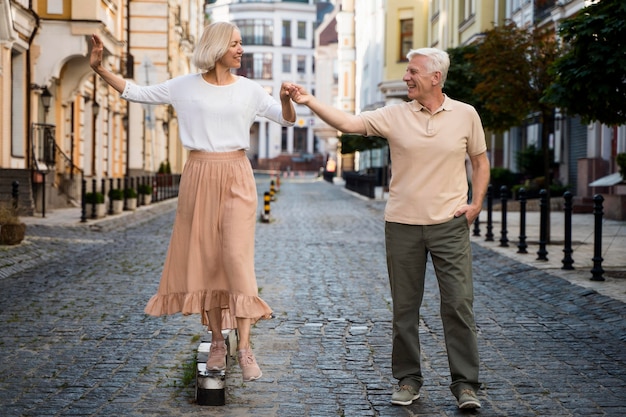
[
  {"left": 536, "top": 189, "right": 548, "bottom": 261},
  {"left": 11, "top": 180, "right": 19, "bottom": 211},
  {"left": 485, "top": 184, "right": 494, "bottom": 242},
  {"left": 561, "top": 191, "right": 574, "bottom": 270},
  {"left": 517, "top": 188, "right": 528, "bottom": 254},
  {"left": 108, "top": 178, "right": 115, "bottom": 215},
  {"left": 590, "top": 194, "right": 605, "bottom": 281},
  {"left": 473, "top": 216, "right": 480, "bottom": 237},
  {"left": 91, "top": 178, "right": 98, "bottom": 219},
  {"left": 80, "top": 179, "right": 87, "bottom": 222},
  {"left": 499, "top": 185, "right": 509, "bottom": 247}
]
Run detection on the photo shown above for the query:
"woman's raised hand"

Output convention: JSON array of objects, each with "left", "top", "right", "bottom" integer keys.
[{"left": 90, "top": 34, "right": 104, "bottom": 71}]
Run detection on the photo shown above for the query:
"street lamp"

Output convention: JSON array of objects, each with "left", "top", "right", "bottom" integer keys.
[
  {"left": 41, "top": 87, "right": 52, "bottom": 115},
  {"left": 92, "top": 100, "right": 100, "bottom": 118}
]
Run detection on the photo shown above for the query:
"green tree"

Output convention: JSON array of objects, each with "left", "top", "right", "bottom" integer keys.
[
  {"left": 444, "top": 44, "right": 483, "bottom": 109},
  {"left": 470, "top": 21, "right": 534, "bottom": 133},
  {"left": 545, "top": 0, "right": 626, "bottom": 126}
]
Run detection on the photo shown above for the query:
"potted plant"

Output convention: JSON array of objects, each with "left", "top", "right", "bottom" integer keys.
[
  {"left": 138, "top": 183, "right": 153, "bottom": 205},
  {"left": 124, "top": 187, "right": 138, "bottom": 210},
  {"left": 157, "top": 160, "right": 173, "bottom": 186},
  {"left": 108, "top": 188, "right": 124, "bottom": 214},
  {"left": 0, "top": 205, "right": 26, "bottom": 245},
  {"left": 85, "top": 191, "right": 106, "bottom": 218}
]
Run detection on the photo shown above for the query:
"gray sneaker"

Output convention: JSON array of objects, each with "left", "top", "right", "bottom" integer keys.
[
  {"left": 391, "top": 385, "right": 420, "bottom": 406},
  {"left": 458, "top": 389, "right": 481, "bottom": 409}
]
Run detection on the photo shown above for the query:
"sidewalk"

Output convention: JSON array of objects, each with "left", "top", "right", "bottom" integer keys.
[{"left": 469, "top": 208, "right": 626, "bottom": 304}]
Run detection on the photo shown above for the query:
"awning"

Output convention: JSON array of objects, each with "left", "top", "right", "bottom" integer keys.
[{"left": 589, "top": 172, "right": 623, "bottom": 187}]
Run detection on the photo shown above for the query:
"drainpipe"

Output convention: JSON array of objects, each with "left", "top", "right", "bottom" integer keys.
[{"left": 26, "top": 2, "right": 40, "bottom": 170}]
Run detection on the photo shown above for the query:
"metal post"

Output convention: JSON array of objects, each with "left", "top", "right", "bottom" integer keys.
[
  {"left": 11, "top": 181, "right": 19, "bottom": 211},
  {"left": 261, "top": 191, "right": 271, "bottom": 223},
  {"left": 472, "top": 216, "right": 480, "bottom": 237},
  {"left": 561, "top": 191, "right": 574, "bottom": 270},
  {"left": 108, "top": 178, "right": 115, "bottom": 215},
  {"left": 499, "top": 185, "right": 509, "bottom": 247},
  {"left": 485, "top": 184, "right": 494, "bottom": 242},
  {"left": 41, "top": 173, "right": 46, "bottom": 218},
  {"left": 80, "top": 179, "right": 87, "bottom": 222},
  {"left": 270, "top": 180, "right": 276, "bottom": 201},
  {"left": 91, "top": 178, "right": 97, "bottom": 219},
  {"left": 517, "top": 188, "right": 528, "bottom": 254},
  {"left": 590, "top": 194, "right": 605, "bottom": 281},
  {"left": 536, "top": 189, "right": 548, "bottom": 261}
]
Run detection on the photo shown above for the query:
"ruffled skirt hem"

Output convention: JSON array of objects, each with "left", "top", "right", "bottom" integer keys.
[{"left": 144, "top": 289, "right": 273, "bottom": 328}]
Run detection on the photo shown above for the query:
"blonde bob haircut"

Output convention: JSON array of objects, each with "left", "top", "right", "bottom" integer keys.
[
  {"left": 192, "top": 21, "right": 240, "bottom": 71},
  {"left": 406, "top": 47, "right": 450, "bottom": 88}
]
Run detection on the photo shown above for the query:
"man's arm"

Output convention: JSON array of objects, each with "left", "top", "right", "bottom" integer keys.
[
  {"left": 287, "top": 84, "right": 366, "bottom": 134},
  {"left": 456, "top": 152, "right": 490, "bottom": 225}
]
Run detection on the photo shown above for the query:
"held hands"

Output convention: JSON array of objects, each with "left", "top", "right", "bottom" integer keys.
[{"left": 284, "top": 84, "right": 311, "bottom": 105}]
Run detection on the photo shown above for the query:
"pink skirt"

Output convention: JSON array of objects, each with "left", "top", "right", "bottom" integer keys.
[{"left": 144, "top": 150, "right": 272, "bottom": 329}]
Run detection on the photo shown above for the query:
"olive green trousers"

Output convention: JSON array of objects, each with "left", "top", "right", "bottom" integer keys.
[{"left": 385, "top": 216, "right": 481, "bottom": 398}]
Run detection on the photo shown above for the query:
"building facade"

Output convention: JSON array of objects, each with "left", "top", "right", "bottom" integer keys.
[{"left": 0, "top": 0, "right": 203, "bottom": 213}]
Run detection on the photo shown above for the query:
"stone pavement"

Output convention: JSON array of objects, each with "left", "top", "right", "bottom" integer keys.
[{"left": 0, "top": 176, "right": 625, "bottom": 416}]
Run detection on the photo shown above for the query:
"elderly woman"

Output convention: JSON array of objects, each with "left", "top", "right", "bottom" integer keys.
[{"left": 90, "top": 21, "right": 296, "bottom": 382}]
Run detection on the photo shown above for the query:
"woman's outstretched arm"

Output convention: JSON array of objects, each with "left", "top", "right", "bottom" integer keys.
[{"left": 90, "top": 34, "right": 127, "bottom": 94}]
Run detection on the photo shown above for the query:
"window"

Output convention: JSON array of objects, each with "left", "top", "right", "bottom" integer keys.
[
  {"left": 297, "top": 21, "right": 306, "bottom": 40},
  {"left": 282, "top": 54, "right": 292, "bottom": 73},
  {"left": 297, "top": 55, "right": 306, "bottom": 74},
  {"left": 461, "top": 0, "right": 476, "bottom": 22},
  {"left": 235, "top": 19, "right": 273, "bottom": 46},
  {"left": 400, "top": 18, "right": 413, "bottom": 61},
  {"left": 293, "top": 127, "right": 307, "bottom": 153},
  {"left": 282, "top": 20, "right": 291, "bottom": 46},
  {"left": 238, "top": 53, "right": 273, "bottom": 79},
  {"left": 281, "top": 126, "right": 288, "bottom": 152}
]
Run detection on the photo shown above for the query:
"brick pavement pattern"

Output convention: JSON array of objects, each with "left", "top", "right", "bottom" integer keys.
[{"left": 0, "top": 178, "right": 625, "bottom": 416}]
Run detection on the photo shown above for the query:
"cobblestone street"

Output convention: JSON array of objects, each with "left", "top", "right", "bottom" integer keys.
[{"left": 1, "top": 177, "right": 625, "bottom": 416}]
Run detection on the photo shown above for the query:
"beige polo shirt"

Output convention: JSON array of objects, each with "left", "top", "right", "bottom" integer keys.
[{"left": 359, "top": 95, "right": 486, "bottom": 225}]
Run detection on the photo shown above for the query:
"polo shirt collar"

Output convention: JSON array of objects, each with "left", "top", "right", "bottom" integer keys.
[{"left": 409, "top": 94, "right": 453, "bottom": 113}]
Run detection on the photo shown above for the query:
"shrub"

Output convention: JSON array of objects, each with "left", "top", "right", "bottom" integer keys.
[
  {"left": 124, "top": 188, "right": 138, "bottom": 199},
  {"left": 0, "top": 205, "right": 20, "bottom": 225},
  {"left": 108, "top": 189, "right": 124, "bottom": 200},
  {"left": 138, "top": 184, "right": 153, "bottom": 195},
  {"left": 85, "top": 192, "right": 105, "bottom": 204},
  {"left": 158, "top": 160, "right": 172, "bottom": 174}
]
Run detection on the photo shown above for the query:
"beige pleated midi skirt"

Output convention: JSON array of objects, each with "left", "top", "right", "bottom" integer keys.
[{"left": 144, "top": 150, "right": 272, "bottom": 329}]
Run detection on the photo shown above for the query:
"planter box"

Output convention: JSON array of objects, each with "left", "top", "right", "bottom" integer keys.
[
  {"left": 112, "top": 200, "right": 124, "bottom": 214},
  {"left": 126, "top": 198, "right": 137, "bottom": 211},
  {"left": 0, "top": 223, "right": 26, "bottom": 245},
  {"left": 91, "top": 203, "right": 106, "bottom": 219},
  {"left": 141, "top": 194, "right": 152, "bottom": 205}
]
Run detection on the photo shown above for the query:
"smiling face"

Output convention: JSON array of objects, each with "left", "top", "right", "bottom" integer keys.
[
  {"left": 402, "top": 54, "right": 441, "bottom": 102},
  {"left": 218, "top": 29, "right": 244, "bottom": 70}
]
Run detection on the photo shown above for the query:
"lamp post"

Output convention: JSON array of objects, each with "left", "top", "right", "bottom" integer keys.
[
  {"left": 92, "top": 99, "right": 100, "bottom": 176},
  {"left": 41, "top": 87, "right": 52, "bottom": 123}
]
